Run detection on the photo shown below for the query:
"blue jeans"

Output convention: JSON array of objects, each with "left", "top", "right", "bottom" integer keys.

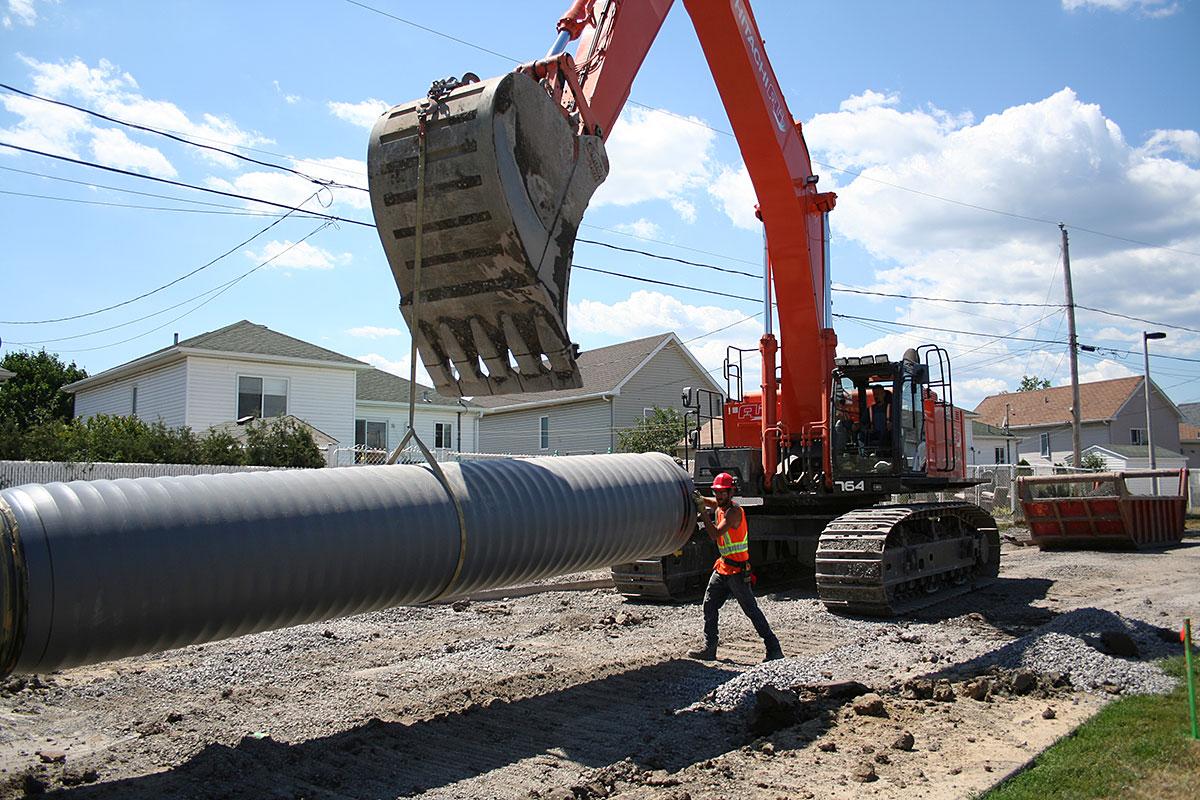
[{"left": 702, "top": 569, "right": 780, "bottom": 652}]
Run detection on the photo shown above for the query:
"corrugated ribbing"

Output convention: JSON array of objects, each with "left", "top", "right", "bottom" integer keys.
[{"left": 0, "top": 453, "right": 692, "bottom": 675}]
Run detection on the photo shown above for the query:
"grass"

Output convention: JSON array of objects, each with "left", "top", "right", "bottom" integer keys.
[{"left": 981, "top": 657, "right": 1200, "bottom": 799}]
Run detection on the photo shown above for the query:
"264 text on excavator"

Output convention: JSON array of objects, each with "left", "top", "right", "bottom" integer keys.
[{"left": 366, "top": 0, "right": 1001, "bottom": 616}]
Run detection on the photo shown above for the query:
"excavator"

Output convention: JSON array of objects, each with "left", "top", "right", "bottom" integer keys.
[{"left": 366, "top": 0, "right": 1000, "bottom": 616}]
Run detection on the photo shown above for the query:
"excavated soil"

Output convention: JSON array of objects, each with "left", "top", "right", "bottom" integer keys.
[{"left": 1, "top": 533, "right": 1197, "bottom": 799}]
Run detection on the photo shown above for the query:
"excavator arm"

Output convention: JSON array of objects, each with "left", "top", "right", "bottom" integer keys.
[{"left": 367, "top": 0, "right": 838, "bottom": 465}]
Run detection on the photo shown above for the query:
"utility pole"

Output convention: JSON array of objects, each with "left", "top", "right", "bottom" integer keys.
[{"left": 1060, "top": 224, "right": 1083, "bottom": 469}]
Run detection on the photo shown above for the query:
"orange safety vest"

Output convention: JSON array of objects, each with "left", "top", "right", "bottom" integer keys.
[{"left": 713, "top": 504, "right": 750, "bottom": 575}]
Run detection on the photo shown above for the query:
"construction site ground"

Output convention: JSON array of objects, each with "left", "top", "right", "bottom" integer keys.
[{"left": 2, "top": 530, "right": 1198, "bottom": 800}]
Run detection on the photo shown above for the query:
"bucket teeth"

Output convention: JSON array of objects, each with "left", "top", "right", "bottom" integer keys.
[{"left": 368, "top": 71, "right": 609, "bottom": 397}]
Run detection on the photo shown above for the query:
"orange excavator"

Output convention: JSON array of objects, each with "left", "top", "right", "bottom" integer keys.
[{"left": 366, "top": 0, "right": 999, "bottom": 615}]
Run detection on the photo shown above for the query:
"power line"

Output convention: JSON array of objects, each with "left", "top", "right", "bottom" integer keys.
[
  {"left": 1, "top": 196, "right": 317, "bottom": 325},
  {"left": 338, "top": 1, "right": 1199, "bottom": 260},
  {"left": 573, "top": 264, "right": 758, "bottom": 304},
  {"left": 0, "top": 188, "right": 327, "bottom": 219},
  {"left": 580, "top": 222, "right": 760, "bottom": 267},
  {"left": 0, "top": 82, "right": 365, "bottom": 193},
  {"left": 16, "top": 223, "right": 333, "bottom": 353},
  {"left": 577, "top": 238, "right": 759, "bottom": 279},
  {"left": 0, "top": 163, "right": 328, "bottom": 215},
  {"left": 0, "top": 140, "right": 374, "bottom": 227}
]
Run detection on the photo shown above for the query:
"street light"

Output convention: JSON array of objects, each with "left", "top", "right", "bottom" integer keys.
[{"left": 1143, "top": 331, "right": 1166, "bottom": 494}]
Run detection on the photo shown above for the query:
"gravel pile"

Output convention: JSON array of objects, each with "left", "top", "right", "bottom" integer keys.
[
  {"left": 696, "top": 606, "right": 1180, "bottom": 710},
  {"left": 951, "top": 607, "right": 1180, "bottom": 695}
]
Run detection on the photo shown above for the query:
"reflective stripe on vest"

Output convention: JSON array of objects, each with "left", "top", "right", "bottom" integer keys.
[{"left": 716, "top": 506, "right": 748, "bottom": 560}]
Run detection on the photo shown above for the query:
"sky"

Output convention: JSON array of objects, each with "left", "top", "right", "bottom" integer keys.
[{"left": 1, "top": 0, "right": 1198, "bottom": 413}]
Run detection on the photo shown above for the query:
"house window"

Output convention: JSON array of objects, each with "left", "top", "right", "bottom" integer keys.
[
  {"left": 539, "top": 415, "right": 550, "bottom": 450},
  {"left": 435, "top": 422, "right": 452, "bottom": 449},
  {"left": 238, "top": 376, "right": 287, "bottom": 419},
  {"left": 1040, "top": 432, "right": 1050, "bottom": 457},
  {"left": 994, "top": 447, "right": 1005, "bottom": 464},
  {"left": 355, "top": 419, "right": 387, "bottom": 450},
  {"left": 131, "top": 386, "right": 138, "bottom": 416},
  {"left": 1130, "top": 428, "right": 1147, "bottom": 446}
]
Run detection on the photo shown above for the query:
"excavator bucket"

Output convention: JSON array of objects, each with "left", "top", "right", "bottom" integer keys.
[{"left": 368, "top": 71, "right": 609, "bottom": 397}]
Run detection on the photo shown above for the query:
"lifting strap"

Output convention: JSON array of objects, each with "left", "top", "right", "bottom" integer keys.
[{"left": 386, "top": 99, "right": 469, "bottom": 604}]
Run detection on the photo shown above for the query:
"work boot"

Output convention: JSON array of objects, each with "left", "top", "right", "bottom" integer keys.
[
  {"left": 687, "top": 646, "right": 717, "bottom": 661},
  {"left": 763, "top": 646, "right": 784, "bottom": 663}
]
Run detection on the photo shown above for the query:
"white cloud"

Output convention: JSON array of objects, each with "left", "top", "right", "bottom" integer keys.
[
  {"left": 89, "top": 127, "right": 176, "bottom": 177},
  {"left": 570, "top": 290, "right": 752, "bottom": 339},
  {"left": 1138, "top": 129, "right": 1200, "bottom": 162},
  {"left": 839, "top": 90, "right": 900, "bottom": 113},
  {"left": 592, "top": 107, "right": 715, "bottom": 213},
  {"left": 328, "top": 98, "right": 390, "bottom": 129},
  {"left": 1076, "top": 358, "right": 1138, "bottom": 383},
  {"left": 1062, "top": 0, "right": 1180, "bottom": 17},
  {"left": 246, "top": 240, "right": 351, "bottom": 270},
  {"left": 707, "top": 165, "right": 758, "bottom": 230},
  {"left": 0, "top": 92, "right": 89, "bottom": 157},
  {"left": 3, "top": 0, "right": 48, "bottom": 28},
  {"left": 807, "top": 87, "right": 1200, "bottom": 408},
  {"left": 273, "top": 80, "right": 301, "bottom": 105},
  {"left": 7, "top": 56, "right": 271, "bottom": 170},
  {"left": 207, "top": 156, "right": 369, "bottom": 214},
  {"left": 347, "top": 326, "right": 405, "bottom": 339},
  {"left": 612, "top": 218, "right": 661, "bottom": 239}
]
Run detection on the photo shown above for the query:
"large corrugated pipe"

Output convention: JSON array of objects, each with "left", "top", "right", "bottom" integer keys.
[{"left": 0, "top": 453, "right": 693, "bottom": 677}]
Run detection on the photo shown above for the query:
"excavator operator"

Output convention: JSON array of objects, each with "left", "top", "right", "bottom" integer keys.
[{"left": 687, "top": 473, "right": 784, "bottom": 663}]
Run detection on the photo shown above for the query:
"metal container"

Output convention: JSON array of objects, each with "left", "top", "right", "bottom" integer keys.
[
  {"left": 0, "top": 453, "right": 693, "bottom": 676},
  {"left": 1017, "top": 468, "right": 1188, "bottom": 549}
]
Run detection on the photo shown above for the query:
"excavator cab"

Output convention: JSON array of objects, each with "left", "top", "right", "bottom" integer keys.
[
  {"left": 367, "top": 69, "right": 608, "bottom": 397},
  {"left": 830, "top": 347, "right": 960, "bottom": 493}
]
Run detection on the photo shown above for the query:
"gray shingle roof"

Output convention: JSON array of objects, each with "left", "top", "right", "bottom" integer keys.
[
  {"left": 1090, "top": 444, "right": 1185, "bottom": 460},
  {"left": 357, "top": 367, "right": 477, "bottom": 407},
  {"left": 1180, "top": 402, "right": 1200, "bottom": 426},
  {"left": 468, "top": 333, "right": 673, "bottom": 409},
  {"left": 174, "top": 320, "right": 366, "bottom": 365}
]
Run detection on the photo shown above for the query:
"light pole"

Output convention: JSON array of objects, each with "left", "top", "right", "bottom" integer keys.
[{"left": 1143, "top": 331, "right": 1166, "bottom": 494}]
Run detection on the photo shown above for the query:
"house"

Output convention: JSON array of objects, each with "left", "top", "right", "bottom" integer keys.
[
  {"left": 1071, "top": 444, "right": 1189, "bottom": 495},
  {"left": 63, "top": 321, "right": 482, "bottom": 460},
  {"left": 474, "top": 332, "right": 724, "bottom": 455},
  {"left": 355, "top": 367, "right": 482, "bottom": 456},
  {"left": 973, "top": 376, "right": 1184, "bottom": 466},
  {"left": 1180, "top": 423, "right": 1200, "bottom": 469},
  {"left": 0, "top": 367, "right": 14, "bottom": 384},
  {"left": 968, "top": 420, "right": 1021, "bottom": 465}
]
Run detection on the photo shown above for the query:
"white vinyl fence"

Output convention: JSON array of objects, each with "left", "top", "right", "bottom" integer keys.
[
  {"left": 0, "top": 460, "right": 298, "bottom": 490},
  {"left": 329, "top": 446, "right": 536, "bottom": 467}
]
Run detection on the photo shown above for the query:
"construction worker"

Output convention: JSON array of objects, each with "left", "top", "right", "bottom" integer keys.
[{"left": 687, "top": 472, "right": 784, "bottom": 663}]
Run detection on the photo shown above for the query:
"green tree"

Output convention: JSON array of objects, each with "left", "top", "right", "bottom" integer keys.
[
  {"left": 243, "top": 417, "right": 325, "bottom": 468},
  {"left": 0, "top": 351, "right": 88, "bottom": 428},
  {"left": 1079, "top": 453, "right": 1107, "bottom": 471},
  {"left": 198, "top": 429, "right": 246, "bottom": 466},
  {"left": 618, "top": 407, "right": 686, "bottom": 455},
  {"left": 1017, "top": 375, "right": 1051, "bottom": 392}
]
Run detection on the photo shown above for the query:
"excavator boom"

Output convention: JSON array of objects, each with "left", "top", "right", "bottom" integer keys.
[{"left": 368, "top": 0, "right": 835, "bottom": 425}]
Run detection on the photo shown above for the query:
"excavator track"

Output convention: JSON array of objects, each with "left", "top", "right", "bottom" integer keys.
[{"left": 815, "top": 502, "right": 1000, "bottom": 616}]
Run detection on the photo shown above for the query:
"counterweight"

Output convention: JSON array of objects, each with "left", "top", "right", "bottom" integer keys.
[{"left": 0, "top": 453, "right": 694, "bottom": 677}]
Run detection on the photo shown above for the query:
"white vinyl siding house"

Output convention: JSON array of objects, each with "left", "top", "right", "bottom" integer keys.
[
  {"left": 354, "top": 367, "right": 482, "bottom": 455},
  {"left": 480, "top": 397, "right": 613, "bottom": 455},
  {"left": 973, "top": 376, "right": 1183, "bottom": 467},
  {"left": 184, "top": 356, "right": 357, "bottom": 447},
  {"left": 72, "top": 361, "right": 187, "bottom": 428},
  {"left": 66, "top": 321, "right": 367, "bottom": 450},
  {"left": 476, "top": 333, "right": 722, "bottom": 456}
]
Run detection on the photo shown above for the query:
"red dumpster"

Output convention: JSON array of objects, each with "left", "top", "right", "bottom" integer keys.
[{"left": 1017, "top": 469, "right": 1188, "bottom": 550}]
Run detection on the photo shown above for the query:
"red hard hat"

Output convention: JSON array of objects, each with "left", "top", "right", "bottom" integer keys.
[{"left": 711, "top": 472, "right": 735, "bottom": 491}]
